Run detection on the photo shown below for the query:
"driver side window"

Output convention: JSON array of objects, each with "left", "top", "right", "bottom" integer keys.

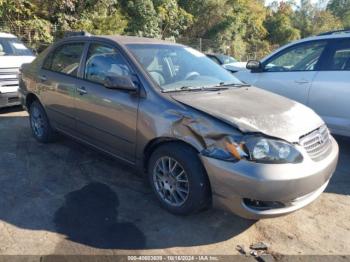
[
  {"left": 265, "top": 41, "right": 327, "bottom": 72},
  {"left": 84, "top": 43, "right": 132, "bottom": 86}
]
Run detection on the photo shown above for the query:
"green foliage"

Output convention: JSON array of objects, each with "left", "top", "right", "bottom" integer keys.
[
  {"left": 71, "top": 2, "right": 127, "bottom": 35},
  {"left": 310, "top": 10, "right": 343, "bottom": 35},
  {"left": 0, "top": 0, "right": 346, "bottom": 59},
  {"left": 327, "top": 0, "right": 350, "bottom": 27},
  {"left": 265, "top": 2, "right": 300, "bottom": 45},
  {"left": 0, "top": 0, "right": 53, "bottom": 47},
  {"left": 155, "top": 0, "right": 193, "bottom": 38},
  {"left": 294, "top": 0, "right": 342, "bottom": 38},
  {"left": 120, "top": 0, "right": 160, "bottom": 37}
]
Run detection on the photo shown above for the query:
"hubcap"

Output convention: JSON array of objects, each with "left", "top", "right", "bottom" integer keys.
[
  {"left": 30, "top": 107, "right": 44, "bottom": 138},
  {"left": 153, "top": 156, "right": 189, "bottom": 207}
]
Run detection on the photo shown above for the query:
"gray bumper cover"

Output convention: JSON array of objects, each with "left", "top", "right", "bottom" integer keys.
[{"left": 200, "top": 136, "right": 339, "bottom": 219}]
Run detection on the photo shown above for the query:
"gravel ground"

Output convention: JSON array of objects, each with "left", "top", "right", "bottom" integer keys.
[{"left": 0, "top": 106, "right": 349, "bottom": 258}]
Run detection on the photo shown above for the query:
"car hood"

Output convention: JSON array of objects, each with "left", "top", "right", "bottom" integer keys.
[
  {"left": 170, "top": 86, "right": 324, "bottom": 142},
  {"left": 0, "top": 56, "right": 35, "bottom": 68},
  {"left": 223, "top": 62, "right": 248, "bottom": 72}
]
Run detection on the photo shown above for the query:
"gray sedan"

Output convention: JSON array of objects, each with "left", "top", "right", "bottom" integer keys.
[{"left": 19, "top": 35, "right": 338, "bottom": 219}]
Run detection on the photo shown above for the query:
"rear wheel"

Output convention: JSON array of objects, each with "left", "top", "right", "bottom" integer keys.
[
  {"left": 29, "top": 100, "right": 57, "bottom": 143},
  {"left": 148, "top": 143, "right": 210, "bottom": 215}
]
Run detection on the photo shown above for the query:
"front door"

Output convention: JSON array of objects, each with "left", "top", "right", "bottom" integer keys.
[
  {"left": 253, "top": 40, "right": 328, "bottom": 105},
  {"left": 75, "top": 42, "right": 139, "bottom": 163}
]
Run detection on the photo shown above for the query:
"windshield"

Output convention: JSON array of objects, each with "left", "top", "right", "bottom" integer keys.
[
  {"left": 0, "top": 38, "right": 33, "bottom": 56},
  {"left": 127, "top": 44, "right": 243, "bottom": 91}
]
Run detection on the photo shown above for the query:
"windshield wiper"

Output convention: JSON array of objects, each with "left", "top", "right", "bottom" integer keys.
[
  {"left": 216, "top": 82, "right": 250, "bottom": 87},
  {"left": 162, "top": 83, "right": 245, "bottom": 93},
  {"left": 162, "top": 86, "right": 204, "bottom": 93}
]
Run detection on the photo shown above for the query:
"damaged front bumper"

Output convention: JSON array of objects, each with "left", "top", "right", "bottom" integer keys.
[{"left": 200, "top": 136, "right": 339, "bottom": 219}]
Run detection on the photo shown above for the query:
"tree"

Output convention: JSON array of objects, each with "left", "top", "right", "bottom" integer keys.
[
  {"left": 310, "top": 10, "right": 343, "bottom": 35},
  {"left": 120, "top": 0, "right": 160, "bottom": 37},
  {"left": 0, "top": 0, "right": 53, "bottom": 48},
  {"left": 293, "top": 0, "right": 315, "bottom": 37},
  {"left": 154, "top": 0, "right": 193, "bottom": 38},
  {"left": 0, "top": 0, "right": 347, "bottom": 60},
  {"left": 327, "top": 0, "right": 350, "bottom": 28},
  {"left": 292, "top": 0, "right": 343, "bottom": 37},
  {"left": 241, "top": 0, "right": 270, "bottom": 59},
  {"left": 264, "top": 2, "right": 300, "bottom": 45},
  {"left": 71, "top": 1, "right": 127, "bottom": 35}
]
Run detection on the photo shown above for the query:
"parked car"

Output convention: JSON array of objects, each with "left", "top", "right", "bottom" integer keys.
[
  {"left": 235, "top": 29, "right": 350, "bottom": 137},
  {"left": 19, "top": 34, "right": 338, "bottom": 219},
  {"left": 0, "top": 33, "right": 35, "bottom": 109},
  {"left": 206, "top": 53, "right": 247, "bottom": 73}
]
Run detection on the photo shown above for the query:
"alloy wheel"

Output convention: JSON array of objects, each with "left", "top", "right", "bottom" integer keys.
[
  {"left": 152, "top": 156, "right": 190, "bottom": 207},
  {"left": 31, "top": 106, "right": 45, "bottom": 138}
]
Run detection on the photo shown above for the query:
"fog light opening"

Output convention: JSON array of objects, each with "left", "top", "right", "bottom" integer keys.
[{"left": 243, "top": 198, "right": 285, "bottom": 210}]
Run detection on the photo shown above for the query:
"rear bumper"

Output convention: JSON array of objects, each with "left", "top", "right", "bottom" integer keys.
[
  {"left": 200, "top": 136, "right": 339, "bottom": 219},
  {"left": 0, "top": 91, "right": 21, "bottom": 108}
]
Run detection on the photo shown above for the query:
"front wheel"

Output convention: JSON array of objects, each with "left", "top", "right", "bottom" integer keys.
[
  {"left": 148, "top": 143, "right": 211, "bottom": 215},
  {"left": 29, "top": 100, "right": 57, "bottom": 143}
]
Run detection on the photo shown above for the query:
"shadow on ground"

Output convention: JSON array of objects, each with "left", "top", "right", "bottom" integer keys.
[
  {"left": 54, "top": 182, "right": 146, "bottom": 249},
  {"left": 0, "top": 109, "right": 254, "bottom": 250},
  {"left": 325, "top": 135, "right": 350, "bottom": 196},
  {"left": 0, "top": 105, "right": 24, "bottom": 115}
]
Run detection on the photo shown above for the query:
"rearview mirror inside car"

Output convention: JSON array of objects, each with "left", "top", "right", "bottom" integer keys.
[
  {"left": 104, "top": 75, "right": 138, "bottom": 91},
  {"left": 246, "top": 60, "right": 263, "bottom": 72}
]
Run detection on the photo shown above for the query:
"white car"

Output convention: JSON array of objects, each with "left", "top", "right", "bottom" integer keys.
[
  {"left": 206, "top": 53, "right": 247, "bottom": 73},
  {"left": 235, "top": 30, "right": 350, "bottom": 137},
  {"left": 0, "top": 33, "right": 35, "bottom": 109}
]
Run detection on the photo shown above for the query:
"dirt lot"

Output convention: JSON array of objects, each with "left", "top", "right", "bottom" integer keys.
[{"left": 0, "top": 106, "right": 349, "bottom": 257}]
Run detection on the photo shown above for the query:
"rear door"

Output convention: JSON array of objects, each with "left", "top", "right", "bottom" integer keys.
[
  {"left": 39, "top": 42, "right": 86, "bottom": 132},
  {"left": 308, "top": 38, "right": 350, "bottom": 136},
  {"left": 250, "top": 40, "right": 328, "bottom": 104},
  {"left": 74, "top": 41, "right": 139, "bottom": 163}
]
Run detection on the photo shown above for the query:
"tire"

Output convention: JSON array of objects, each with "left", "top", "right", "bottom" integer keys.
[
  {"left": 29, "top": 100, "right": 57, "bottom": 143},
  {"left": 148, "top": 143, "right": 211, "bottom": 215}
]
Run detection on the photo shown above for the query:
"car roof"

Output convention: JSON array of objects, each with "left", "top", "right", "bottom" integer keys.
[
  {"left": 302, "top": 33, "right": 350, "bottom": 41},
  {"left": 62, "top": 34, "right": 183, "bottom": 47}
]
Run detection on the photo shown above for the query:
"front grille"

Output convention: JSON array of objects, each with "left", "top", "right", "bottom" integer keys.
[
  {"left": 300, "top": 125, "right": 331, "bottom": 160},
  {"left": 0, "top": 67, "right": 19, "bottom": 82}
]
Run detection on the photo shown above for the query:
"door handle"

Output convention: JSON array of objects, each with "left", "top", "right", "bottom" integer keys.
[
  {"left": 77, "top": 86, "right": 87, "bottom": 95},
  {"left": 295, "top": 80, "right": 309, "bottom": 84},
  {"left": 38, "top": 75, "right": 47, "bottom": 82}
]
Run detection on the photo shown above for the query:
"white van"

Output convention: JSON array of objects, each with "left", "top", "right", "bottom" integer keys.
[{"left": 0, "top": 33, "right": 35, "bottom": 108}]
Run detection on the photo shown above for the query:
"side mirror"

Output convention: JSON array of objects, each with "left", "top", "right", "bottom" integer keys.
[
  {"left": 104, "top": 75, "right": 138, "bottom": 92},
  {"left": 246, "top": 60, "right": 263, "bottom": 72}
]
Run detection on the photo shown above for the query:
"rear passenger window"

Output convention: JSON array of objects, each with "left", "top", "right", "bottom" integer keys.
[
  {"left": 328, "top": 40, "right": 350, "bottom": 71},
  {"left": 43, "top": 43, "right": 85, "bottom": 77}
]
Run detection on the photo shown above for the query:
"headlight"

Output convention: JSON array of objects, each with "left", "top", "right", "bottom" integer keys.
[
  {"left": 201, "top": 136, "right": 248, "bottom": 162},
  {"left": 202, "top": 136, "right": 302, "bottom": 164},
  {"left": 245, "top": 137, "right": 302, "bottom": 163}
]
